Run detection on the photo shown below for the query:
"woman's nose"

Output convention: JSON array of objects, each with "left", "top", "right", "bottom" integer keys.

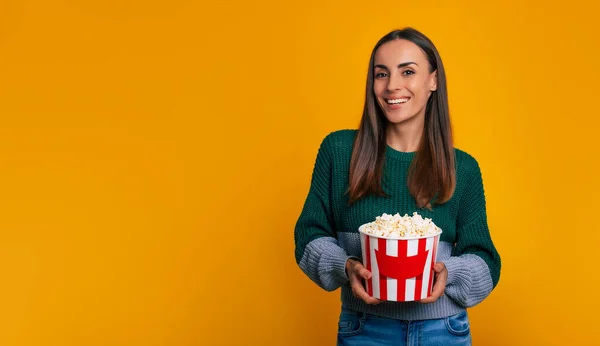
[{"left": 386, "top": 73, "right": 403, "bottom": 92}]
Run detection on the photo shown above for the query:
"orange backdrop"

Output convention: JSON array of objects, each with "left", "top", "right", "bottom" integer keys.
[{"left": 0, "top": 0, "right": 599, "bottom": 345}]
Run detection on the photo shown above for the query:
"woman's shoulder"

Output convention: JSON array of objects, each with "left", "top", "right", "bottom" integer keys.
[
  {"left": 453, "top": 147, "right": 477, "bottom": 163},
  {"left": 453, "top": 147, "right": 482, "bottom": 177},
  {"left": 320, "top": 129, "right": 358, "bottom": 149}
]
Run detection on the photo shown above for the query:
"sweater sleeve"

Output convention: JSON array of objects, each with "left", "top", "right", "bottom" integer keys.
[
  {"left": 441, "top": 159, "right": 501, "bottom": 308},
  {"left": 294, "top": 133, "right": 355, "bottom": 291}
]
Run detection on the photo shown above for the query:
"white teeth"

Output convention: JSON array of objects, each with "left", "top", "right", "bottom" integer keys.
[{"left": 387, "top": 98, "right": 409, "bottom": 104}]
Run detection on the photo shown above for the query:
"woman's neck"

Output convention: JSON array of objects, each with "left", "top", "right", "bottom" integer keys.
[{"left": 385, "top": 118, "right": 424, "bottom": 153}]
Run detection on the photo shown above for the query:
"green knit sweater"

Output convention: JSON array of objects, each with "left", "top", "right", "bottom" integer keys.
[{"left": 294, "top": 129, "right": 501, "bottom": 320}]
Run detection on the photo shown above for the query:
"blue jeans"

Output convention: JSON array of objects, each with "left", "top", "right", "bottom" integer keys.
[{"left": 337, "top": 306, "right": 472, "bottom": 346}]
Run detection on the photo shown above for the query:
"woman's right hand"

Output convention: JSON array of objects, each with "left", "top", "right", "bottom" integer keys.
[{"left": 346, "top": 258, "right": 382, "bottom": 305}]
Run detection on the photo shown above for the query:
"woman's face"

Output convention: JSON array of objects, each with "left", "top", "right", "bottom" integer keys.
[{"left": 373, "top": 39, "right": 437, "bottom": 126}]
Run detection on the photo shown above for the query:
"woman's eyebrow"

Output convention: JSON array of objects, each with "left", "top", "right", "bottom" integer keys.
[{"left": 374, "top": 62, "right": 418, "bottom": 70}]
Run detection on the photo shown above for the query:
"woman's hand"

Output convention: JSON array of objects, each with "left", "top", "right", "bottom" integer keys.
[
  {"left": 346, "top": 258, "right": 382, "bottom": 305},
  {"left": 420, "top": 262, "right": 448, "bottom": 303}
]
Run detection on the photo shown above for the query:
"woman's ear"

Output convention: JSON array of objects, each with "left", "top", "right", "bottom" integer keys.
[{"left": 431, "top": 71, "right": 438, "bottom": 91}]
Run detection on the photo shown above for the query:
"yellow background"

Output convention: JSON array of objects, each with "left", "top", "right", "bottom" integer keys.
[{"left": 0, "top": 0, "right": 598, "bottom": 345}]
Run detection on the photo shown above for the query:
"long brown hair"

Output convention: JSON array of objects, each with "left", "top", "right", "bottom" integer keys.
[{"left": 347, "top": 28, "right": 455, "bottom": 209}]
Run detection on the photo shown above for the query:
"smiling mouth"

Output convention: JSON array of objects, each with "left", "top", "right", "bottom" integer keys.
[{"left": 386, "top": 98, "right": 410, "bottom": 105}]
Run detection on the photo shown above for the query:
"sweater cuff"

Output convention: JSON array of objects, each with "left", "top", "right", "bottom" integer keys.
[
  {"left": 441, "top": 256, "right": 471, "bottom": 287},
  {"left": 439, "top": 254, "right": 494, "bottom": 307},
  {"left": 322, "top": 252, "right": 359, "bottom": 284}
]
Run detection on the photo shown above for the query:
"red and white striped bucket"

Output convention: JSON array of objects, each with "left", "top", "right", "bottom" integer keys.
[{"left": 358, "top": 225, "right": 441, "bottom": 302}]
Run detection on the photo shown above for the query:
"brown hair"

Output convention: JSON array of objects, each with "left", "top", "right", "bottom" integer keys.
[{"left": 347, "top": 27, "right": 455, "bottom": 209}]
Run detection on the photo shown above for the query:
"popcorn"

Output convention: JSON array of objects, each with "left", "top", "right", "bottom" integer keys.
[
  {"left": 361, "top": 212, "right": 441, "bottom": 238},
  {"left": 359, "top": 212, "right": 442, "bottom": 301}
]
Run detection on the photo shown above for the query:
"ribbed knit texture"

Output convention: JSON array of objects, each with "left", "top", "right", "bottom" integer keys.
[{"left": 294, "top": 129, "right": 501, "bottom": 320}]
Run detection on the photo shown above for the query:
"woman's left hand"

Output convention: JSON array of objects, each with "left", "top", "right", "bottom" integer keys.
[{"left": 420, "top": 262, "right": 447, "bottom": 304}]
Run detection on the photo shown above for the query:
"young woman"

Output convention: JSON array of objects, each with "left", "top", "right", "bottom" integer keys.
[{"left": 294, "top": 27, "right": 501, "bottom": 345}]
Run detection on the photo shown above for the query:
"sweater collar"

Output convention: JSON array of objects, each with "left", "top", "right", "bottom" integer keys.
[{"left": 385, "top": 145, "right": 416, "bottom": 162}]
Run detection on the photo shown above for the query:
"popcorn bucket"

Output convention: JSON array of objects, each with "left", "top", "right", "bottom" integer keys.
[{"left": 358, "top": 224, "right": 441, "bottom": 302}]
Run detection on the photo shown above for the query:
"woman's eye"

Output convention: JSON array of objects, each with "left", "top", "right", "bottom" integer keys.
[
  {"left": 402, "top": 70, "right": 415, "bottom": 76},
  {"left": 375, "top": 72, "right": 388, "bottom": 78}
]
